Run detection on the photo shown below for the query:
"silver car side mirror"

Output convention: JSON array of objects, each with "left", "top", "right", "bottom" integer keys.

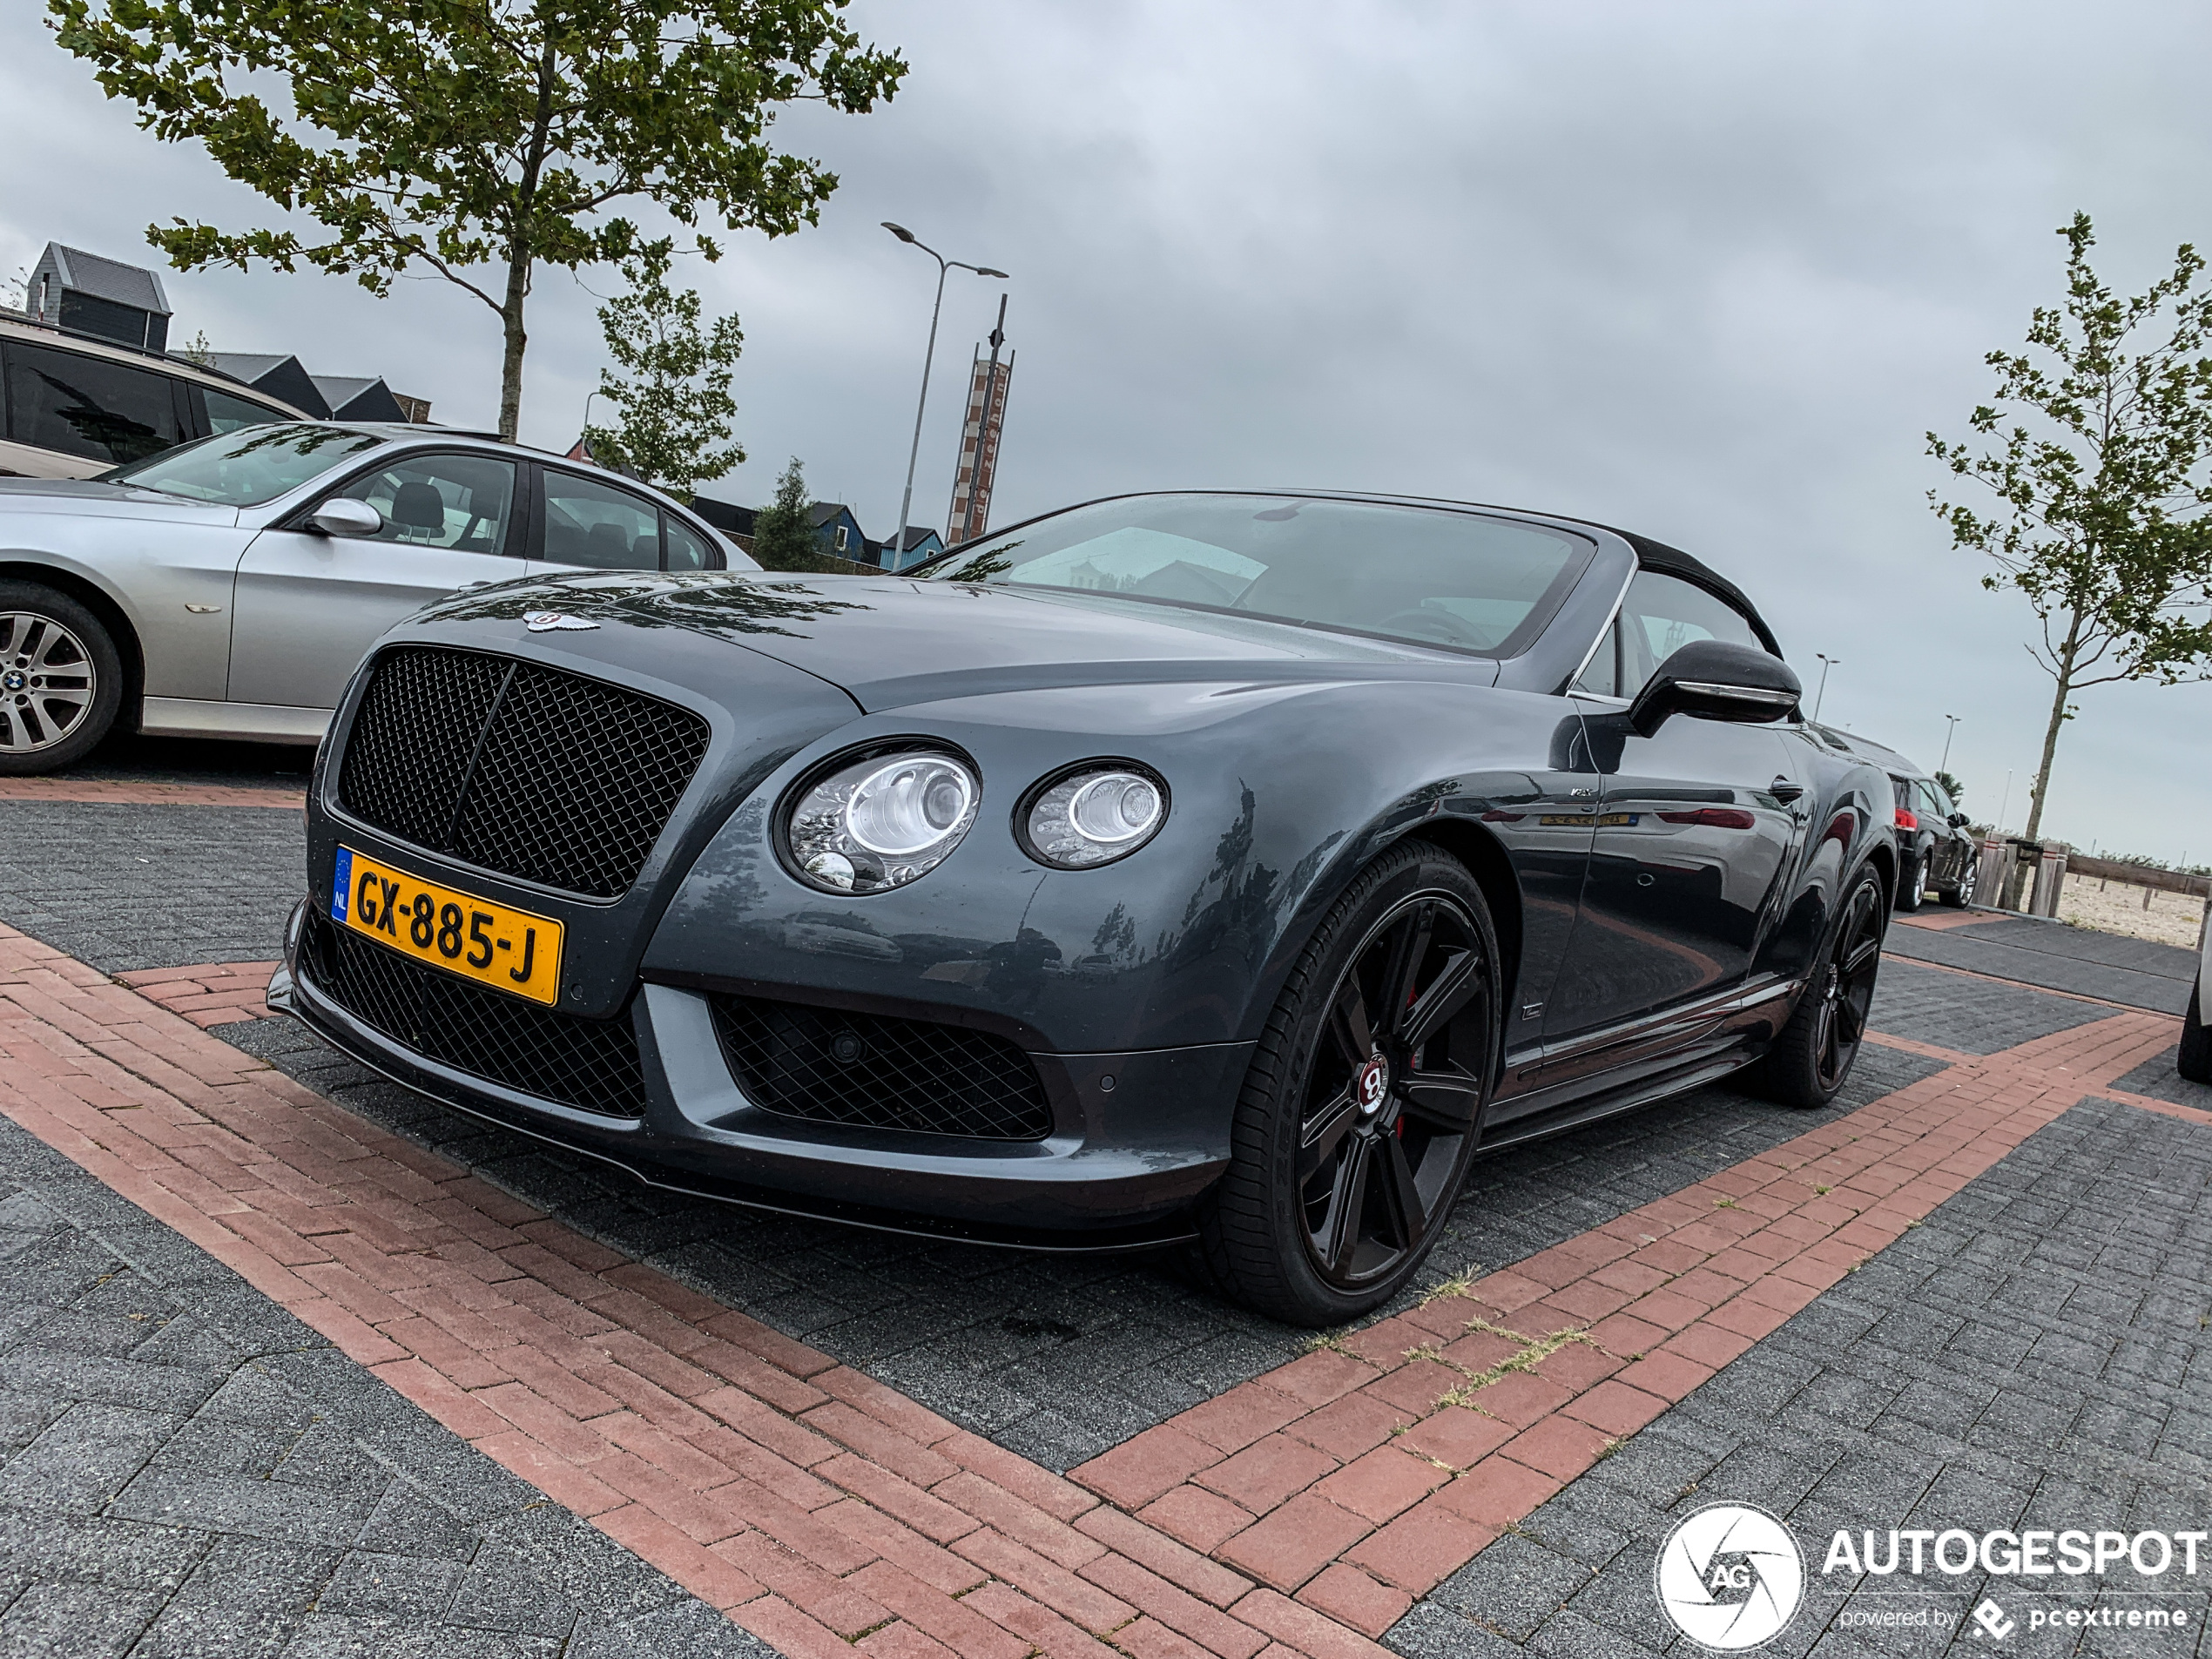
[{"left": 310, "top": 498, "right": 383, "bottom": 538}]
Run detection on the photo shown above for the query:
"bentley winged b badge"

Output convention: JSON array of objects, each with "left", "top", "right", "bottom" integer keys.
[{"left": 524, "top": 611, "right": 599, "bottom": 632}]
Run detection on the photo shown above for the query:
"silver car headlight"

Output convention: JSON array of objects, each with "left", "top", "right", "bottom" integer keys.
[
  {"left": 786, "top": 750, "right": 980, "bottom": 894},
  {"left": 1022, "top": 765, "right": 1169, "bottom": 868}
]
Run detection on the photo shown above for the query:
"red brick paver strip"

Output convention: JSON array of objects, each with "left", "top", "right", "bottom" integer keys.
[
  {"left": 0, "top": 777, "right": 306, "bottom": 807},
  {"left": 116, "top": 961, "right": 281, "bottom": 1027},
  {"left": 0, "top": 917, "right": 2193, "bottom": 1649}
]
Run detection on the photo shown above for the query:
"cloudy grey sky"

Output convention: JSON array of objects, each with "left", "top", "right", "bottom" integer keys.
[{"left": 5, "top": 0, "right": 2210, "bottom": 862}]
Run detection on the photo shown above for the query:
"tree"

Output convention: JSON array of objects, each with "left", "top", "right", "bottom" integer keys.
[
  {"left": 1933, "top": 769, "right": 1966, "bottom": 806},
  {"left": 48, "top": 0, "right": 904, "bottom": 441},
  {"left": 1929, "top": 213, "right": 2212, "bottom": 841},
  {"left": 582, "top": 246, "right": 743, "bottom": 500},
  {"left": 750, "top": 456, "right": 839, "bottom": 571}
]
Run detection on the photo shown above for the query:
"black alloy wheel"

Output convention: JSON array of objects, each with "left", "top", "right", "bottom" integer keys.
[
  {"left": 1198, "top": 842, "right": 1498, "bottom": 1325},
  {"left": 1756, "top": 866, "right": 1886, "bottom": 1109}
]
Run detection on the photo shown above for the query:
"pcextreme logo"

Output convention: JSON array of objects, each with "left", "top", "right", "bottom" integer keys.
[{"left": 1655, "top": 1503, "right": 1806, "bottom": 1650}]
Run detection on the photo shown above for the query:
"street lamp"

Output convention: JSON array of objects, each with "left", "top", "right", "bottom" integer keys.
[
  {"left": 1812, "top": 653, "right": 1840, "bottom": 723},
  {"left": 883, "top": 223, "right": 1008, "bottom": 559},
  {"left": 1939, "top": 714, "right": 1959, "bottom": 775}
]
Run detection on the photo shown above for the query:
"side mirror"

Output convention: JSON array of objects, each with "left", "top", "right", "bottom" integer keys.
[
  {"left": 1627, "top": 639, "right": 1801, "bottom": 738},
  {"left": 1949, "top": 812, "right": 1970, "bottom": 828},
  {"left": 309, "top": 497, "right": 383, "bottom": 538}
]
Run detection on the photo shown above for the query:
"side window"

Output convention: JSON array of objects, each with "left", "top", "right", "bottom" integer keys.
[
  {"left": 4, "top": 341, "right": 186, "bottom": 464},
  {"left": 343, "top": 454, "right": 518, "bottom": 555},
  {"left": 1920, "top": 780, "right": 1953, "bottom": 820},
  {"left": 541, "top": 471, "right": 661, "bottom": 570},
  {"left": 1611, "top": 570, "right": 1764, "bottom": 702},
  {"left": 200, "top": 386, "right": 287, "bottom": 437},
  {"left": 664, "top": 516, "right": 718, "bottom": 571},
  {"left": 1571, "top": 616, "right": 1623, "bottom": 698}
]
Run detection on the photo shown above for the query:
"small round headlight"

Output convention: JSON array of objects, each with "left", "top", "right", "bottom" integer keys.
[
  {"left": 1024, "top": 765, "right": 1170, "bottom": 868},
  {"left": 787, "top": 749, "right": 979, "bottom": 894}
]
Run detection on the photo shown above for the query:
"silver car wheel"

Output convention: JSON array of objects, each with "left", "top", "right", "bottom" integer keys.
[{"left": 0, "top": 610, "right": 98, "bottom": 755}]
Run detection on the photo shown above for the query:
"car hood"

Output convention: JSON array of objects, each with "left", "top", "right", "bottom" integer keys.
[
  {"left": 0, "top": 476, "right": 240, "bottom": 524},
  {"left": 415, "top": 570, "right": 1500, "bottom": 710}
]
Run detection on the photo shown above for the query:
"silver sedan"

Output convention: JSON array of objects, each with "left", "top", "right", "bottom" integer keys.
[{"left": 0, "top": 423, "right": 758, "bottom": 772}]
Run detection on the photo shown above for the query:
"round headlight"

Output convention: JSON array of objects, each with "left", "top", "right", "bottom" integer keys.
[
  {"left": 1024, "top": 765, "right": 1170, "bottom": 868},
  {"left": 787, "top": 750, "right": 979, "bottom": 894}
]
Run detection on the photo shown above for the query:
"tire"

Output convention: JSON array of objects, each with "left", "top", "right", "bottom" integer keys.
[
  {"left": 1894, "top": 852, "right": 1925, "bottom": 912},
  {"left": 1942, "top": 854, "right": 1978, "bottom": 910},
  {"left": 0, "top": 582, "right": 122, "bottom": 775},
  {"left": 1755, "top": 865, "right": 1886, "bottom": 1109},
  {"left": 2181, "top": 983, "right": 2211, "bottom": 1086},
  {"left": 1196, "top": 841, "right": 1499, "bottom": 1325}
]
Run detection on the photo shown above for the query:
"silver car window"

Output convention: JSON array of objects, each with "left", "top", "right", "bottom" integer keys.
[
  {"left": 348, "top": 455, "right": 519, "bottom": 556},
  {"left": 542, "top": 470, "right": 661, "bottom": 570},
  {"left": 103, "top": 423, "right": 379, "bottom": 505}
]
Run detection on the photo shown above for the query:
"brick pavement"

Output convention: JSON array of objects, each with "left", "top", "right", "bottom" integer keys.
[
  {"left": 0, "top": 1074, "right": 765, "bottom": 1658},
  {"left": 225, "top": 1011, "right": 1943, "bottom": 1474},
  {"left": 1, "top": 916, "right": 2195, "bottom": 1656},
  {"left": 0, "top": 779, "right": 305, "bottom": 808},
  {"left": 0, "top": 802, "right": 305, "bottom": 974},
  {"left": 1884, "top": 915, "right": 2197, "bottom": 1016},
  {"left": 1064, "top": 1009, "right": 2180, "bottom": 1637},
  {"left": 1391, "top": 1092, "right": 2212, "bottom": 1657},
  {"left": 118, "top": 962, "right": 281, "bottom": 1028}
]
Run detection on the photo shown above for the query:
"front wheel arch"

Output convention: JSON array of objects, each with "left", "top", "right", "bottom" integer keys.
[{"left": 0, "top": 561, "right": 145, "bottom": 732}]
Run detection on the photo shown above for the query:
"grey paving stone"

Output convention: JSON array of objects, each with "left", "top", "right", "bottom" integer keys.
[
  {"left": 0, "top": 1579, "right": 167, "bottom": 1658},
  {"left": 1885, "top": 914, "right": 2196, "bottom": 1013},
  {"left": 1391, "top": 1095, "right": 2212, "bottom": 1655},
  {"left": 2112, "top": 1046, "right": 2212, "bottom": 1111},
  {"left": 1864, "top": 957, "right": 2114, "bottom": 1052},
  {"left": 0, "top": 1113, "right": 760, "bottom": 1659},
  {"left": 0, "top": 801, "right": 307, "bottom": 973}
]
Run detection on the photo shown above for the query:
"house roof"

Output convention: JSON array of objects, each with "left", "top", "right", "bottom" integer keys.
[
  {"left": 806, "top": 502, "right": 860, "bottom": 529},
  {"left": 311, "top": 375, "right": 407, "bottom": 421},
  {"left": 39, "top": 244, "right": 172, "bottom": 316},
  {"left": 898, "top": 527, "right": 942, "bottom": 551}
]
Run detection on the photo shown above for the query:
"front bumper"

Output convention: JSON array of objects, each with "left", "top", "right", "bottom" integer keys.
[{"left": 271, "top": 900, "right": 1250, "bottom": 1250}]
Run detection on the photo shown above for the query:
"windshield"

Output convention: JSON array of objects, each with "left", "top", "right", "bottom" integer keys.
[
  {"left": 922, "top": 495, "right": 1592, "bottom": 656},
  {"left": 100, "top": 424, "right": 382, "bottom": 507}
]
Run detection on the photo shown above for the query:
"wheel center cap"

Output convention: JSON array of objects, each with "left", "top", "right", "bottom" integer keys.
[
  {"left": 1355, "top": 1055, "right": 1391, "bottom": 1116},
  {"left": 0, "top": 671, "right": 23, "bottom": 693}
]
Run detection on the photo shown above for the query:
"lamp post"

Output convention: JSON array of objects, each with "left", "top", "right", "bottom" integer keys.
[
  {"left": 1812, "top": 653, "right": 1840, "bottom": 723},
  {"left": 1939, "top": 713, "right": 1959, "bottom": 776},
  {"left": 882, "top": 223, "right": 1008, "bottom": 560}
]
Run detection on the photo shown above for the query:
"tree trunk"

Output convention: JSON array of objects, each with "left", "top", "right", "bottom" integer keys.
[
  {"left": 496, "top": 252, "right": 529, "bottom": 442},
  {"left": 2022, "top": 607, "right": 2083, "bottom": 843}
]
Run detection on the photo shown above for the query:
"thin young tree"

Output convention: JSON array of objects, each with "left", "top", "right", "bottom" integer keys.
[
  {"left": 582, "top": 246, "right": 744, "bottom": 501},
  {"left": 750, "top": 456, "right": 839, "bottom": 571},
  {"left": 1928, "top": 213, "right": 2212, "bottom": 841},
  {"left": 47, "top": 0, "right": 904, "bottom": 441}
]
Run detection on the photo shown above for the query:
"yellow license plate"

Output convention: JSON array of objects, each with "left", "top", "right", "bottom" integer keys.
[{"left": 332, "top": 845, "right": 563, "bottom": 1006}]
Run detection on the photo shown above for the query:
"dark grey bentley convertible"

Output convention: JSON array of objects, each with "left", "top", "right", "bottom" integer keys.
[{"left": 272, "top": 491, "right": 1895, "bottom": 1323}]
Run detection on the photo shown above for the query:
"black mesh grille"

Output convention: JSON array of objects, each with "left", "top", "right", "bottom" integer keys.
[
  {"left": 711, "top": 995, "right": 1053, "bottom": 1141},
  {"left": 338, "top": 645, "right": 710, "bottom": 899},
  {"left": 302, "top": 913, "right": 647, "bottom": 1118}
]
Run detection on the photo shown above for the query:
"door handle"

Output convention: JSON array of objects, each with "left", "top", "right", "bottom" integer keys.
[{"left": 1770, "top": 777, "right": 1805, "bottom": 804}]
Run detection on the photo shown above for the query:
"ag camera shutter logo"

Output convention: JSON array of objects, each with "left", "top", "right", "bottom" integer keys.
[{"left": 1655, "top": 1503, "right": 1806, "bottom": 1650}]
